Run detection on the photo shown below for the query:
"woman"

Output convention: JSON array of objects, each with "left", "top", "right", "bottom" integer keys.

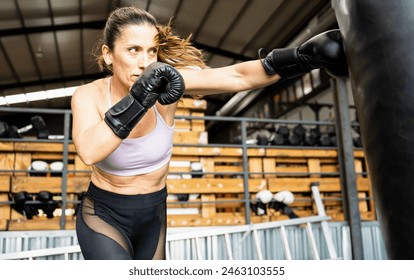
[{"left": 71, "top": 6, "right": 347, "bottom": 260}]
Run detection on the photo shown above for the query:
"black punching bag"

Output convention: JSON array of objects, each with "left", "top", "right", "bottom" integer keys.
[{"left": 333, "top": 0, "right": 414, "bottom": 259}]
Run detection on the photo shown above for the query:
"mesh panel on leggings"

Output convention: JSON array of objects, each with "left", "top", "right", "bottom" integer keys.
[
  {"left": 81, "top": 196, "right": 132, "bottom": 255},
  {"left": 151, "top": 202, "right": 166, "bottom": 260}
]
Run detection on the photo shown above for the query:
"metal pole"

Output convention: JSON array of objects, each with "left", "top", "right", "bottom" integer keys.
[
  {"left": 332, "top": 78, "right": 364, "bottom": 259},
  {"left": 59, "top": 111, "right": 71, "bottom": 229},
  {"left": 240, "top": 120, "right": 251, "bottom": 224}
]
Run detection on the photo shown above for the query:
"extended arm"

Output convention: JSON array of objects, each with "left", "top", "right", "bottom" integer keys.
[{"left": 181, "top": 30, "right": 348, "bottom": 96}]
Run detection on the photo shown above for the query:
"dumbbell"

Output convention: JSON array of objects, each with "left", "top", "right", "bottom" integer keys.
[
  {"left": 288, "top": 133, "right": 301, "bottom": 146},
  {"left": 268, "top": 190, "right": 298, "bottom": 219},
  {"left": 0, "top": 121, "right": 9, "bottom": 138},
  {"left": 256, "top": 133, "right": 269, "bottom": 146},
  {"left": 250, "top": 190, "right": 273, "bottom": 216},
  {"left": 269, "top": 132, "right": 284, "bottom": 146},
  {"left": 50, "top": 161, "right": 64, "bottom": 177},
  {"left": 20, "top": 115, "right": 50, "bottom": 139},
  {"left": 11, "top": 191, "right": 39, "bottom": 219},
  {"left": 0, "top": 121, "right": 20, "bottom": 138},
  {"left": 304, "top": 127, "right": 321, "bottom": 146},
  {"left": 319, "top": 133, "right": 334, "bottom": 146},
  {"left": 289, "top": 124, "right": 307, "bottom": 146},
  {"left": 270, "top": 125, "right": 290, "bottom": 146},
  {"left": 190, "top": 162, "right": 203, "bottom": 178},
  {"left": 0, "top": 115, "right": 50, "bottom": 139},
  {"left": 36, "top": 191, "right": 59, "bottom": 218},
  {"left": 29, "top": 160, "right": 48, "bottom": 176},
  {"left": 29, "top": 160, "right": 64, "bottom": 177}
]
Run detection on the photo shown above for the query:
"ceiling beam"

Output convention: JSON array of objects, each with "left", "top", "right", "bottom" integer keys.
[
  {"left": 193, "top": 42, "right": 253, "bottom": 61},
  {"left": 0, "top": 73, "right": 104, "bottom": 91},
  {"left": 1, "top": 21, "right": 253, "bottom": 62},
  {"left": 0, "top": 21, "right": 106, "bottom": 37}
]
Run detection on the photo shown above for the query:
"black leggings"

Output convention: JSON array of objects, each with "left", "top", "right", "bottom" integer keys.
[{"left": 76, "top": 182, "right": 167, "bottom": 260}]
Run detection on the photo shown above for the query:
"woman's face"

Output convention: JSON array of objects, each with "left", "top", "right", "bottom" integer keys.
[{"left": 106, "top": 24, "right": 159, "bottom": 89}]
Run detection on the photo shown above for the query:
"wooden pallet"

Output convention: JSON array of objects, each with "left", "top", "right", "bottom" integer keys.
[
  {"left": 0, "top": 176, "right": 10, "bottom": 230},
  {"left": 0, "top": 138, "right": 375, "bottom": 229}
]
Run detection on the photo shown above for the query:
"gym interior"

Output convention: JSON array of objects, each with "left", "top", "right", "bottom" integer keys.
[{"left": 0, "top": 0, "right": 410, "bottom": 261}]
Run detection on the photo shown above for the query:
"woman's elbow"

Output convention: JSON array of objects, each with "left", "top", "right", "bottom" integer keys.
[
  {"left": 75, "top": 146, "right": 103, "bottom": 166},
  {"left": 76, "top": 152, "right": 96, "bottom": 166},
  {"left": 79, "top": 155, "right": 96, "bottom": 166}
]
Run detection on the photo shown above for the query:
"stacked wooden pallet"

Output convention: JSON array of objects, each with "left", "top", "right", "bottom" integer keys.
[
  {"left": 166, "top": 146, "right": 375, "bottom": 227},
  {"left": 0, "top": 145, "right": 375, "bottom": 230},
  {"left": 0, "top": 98, "right": 375, "bottom": 230},
  {"left": 172, "top": 98, "right": 208, "bottom": 144}
]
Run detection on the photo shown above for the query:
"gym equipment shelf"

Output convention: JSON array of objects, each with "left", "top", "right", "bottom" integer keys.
[
  {"left": 0, "top": 141, "right": 374, "bottom": 230},
  {"left": 0, "top": 98, "right": 374, "bottom": 230}
]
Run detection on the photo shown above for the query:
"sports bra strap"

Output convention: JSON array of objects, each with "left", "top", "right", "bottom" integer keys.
[{"left": 107, "top": 77, "right": 112, "bottom": 109}]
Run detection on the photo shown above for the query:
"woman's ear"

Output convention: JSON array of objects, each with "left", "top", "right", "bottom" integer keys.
[{"left": 102, "top": 45, "right": 112, "bottom": 66}]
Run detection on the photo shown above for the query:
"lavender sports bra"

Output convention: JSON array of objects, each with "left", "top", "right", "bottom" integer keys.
[{"left": 94, "top": 78, "right": 174, "bottom": 176}]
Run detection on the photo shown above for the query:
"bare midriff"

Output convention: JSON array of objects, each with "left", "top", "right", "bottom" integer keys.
[{"left": 90, "top": 163, "right": 169, "bottom": 195}]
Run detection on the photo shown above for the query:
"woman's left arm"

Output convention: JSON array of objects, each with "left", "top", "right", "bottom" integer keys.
[
  {"left": 180, "top": 29, "right": 348, "bottom": 96},
  {"left": 179, "top": 60, "right": 280, "bottom": 96}
]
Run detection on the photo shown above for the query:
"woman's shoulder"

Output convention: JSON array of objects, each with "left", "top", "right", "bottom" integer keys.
[
  {"left": 75, "top": 78, "right": 105, "bottom": 93},
  {"left": 71, "top": 78, "right": 108, "bottom": 113},
  {"left": 72, "top": 78, "right": 106, "bottom": 100}
]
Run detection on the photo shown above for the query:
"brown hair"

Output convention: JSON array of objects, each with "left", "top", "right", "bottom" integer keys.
[{"left": 94, "top": 6, "right": 206, "bottom": 74}]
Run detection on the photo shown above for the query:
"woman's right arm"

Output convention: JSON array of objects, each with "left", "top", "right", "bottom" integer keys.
[{"left": 71, "top": 84, "right": 122, "bottom": 166}]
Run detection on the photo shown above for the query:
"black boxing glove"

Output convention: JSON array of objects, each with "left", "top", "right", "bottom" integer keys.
[
  {"left": 104, "top": 69, "right": 161, "bottom": 139},
  {"left": 104, "top": 62, "right": 185, "bottom": 139},
  {"left": 259, "top": 29, "right": 349, "bottom": 79},
  {"left": 143, "top": 62, "right": 185, "bottom": 105}
]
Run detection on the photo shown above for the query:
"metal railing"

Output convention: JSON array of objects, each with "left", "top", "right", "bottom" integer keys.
[
  {"left": 0, "top": 186, "right": 340, "bottom": 260},
  {"left": 166, "top": 186, "right": 339, "bottom": 260}
]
